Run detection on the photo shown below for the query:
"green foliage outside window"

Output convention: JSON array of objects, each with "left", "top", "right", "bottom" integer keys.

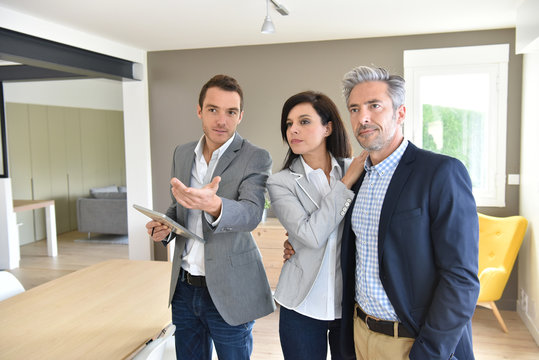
[{"left": 422, "top": 104, "right": 484, "bottom": 187}]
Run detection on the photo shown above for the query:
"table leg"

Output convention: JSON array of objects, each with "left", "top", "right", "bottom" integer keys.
[{"left": 45, "top": 204, "right": 58, "bottom": 257}]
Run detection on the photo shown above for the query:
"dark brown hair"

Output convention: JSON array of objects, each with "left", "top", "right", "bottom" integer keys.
[
  {"left": 198, "top": 74, "right": 244, "bottom": 110},
  {"left": 280, "top": 91, "right": 352, "bottom": 170}
]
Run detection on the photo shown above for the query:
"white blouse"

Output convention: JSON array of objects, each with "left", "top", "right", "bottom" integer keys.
[{"left": 285, "top": 155, "right": 343, "bottom": 320}]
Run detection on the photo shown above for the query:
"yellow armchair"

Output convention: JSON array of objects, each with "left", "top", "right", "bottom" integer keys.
[{"left": 477, "top": 213, "right": 528, "bottom": 333}]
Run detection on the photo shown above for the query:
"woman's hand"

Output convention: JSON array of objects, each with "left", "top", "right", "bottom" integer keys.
[
  {"left": 283, "top": 238, "right": 295, "bottom": 263},
  {"left": 341, "top": 150, "right": 368, "bottom": 189}
]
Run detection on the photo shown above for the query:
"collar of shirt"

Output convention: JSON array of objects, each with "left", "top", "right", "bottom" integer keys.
[
  {"left": 364, "top": 139, "right": 409, "bottom": 177},
  {"left": 194, "top": 132, "right": 236, "bottom": 163},
  {"left": 300, "top": 154, "right": 342, "bottom": 184},
  {"left": 192, "top": 133, "right": 236, "bottom": 185}
]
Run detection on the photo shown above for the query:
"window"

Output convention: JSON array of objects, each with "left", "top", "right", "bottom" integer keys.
[{"left": 403, "top": 44, "right": 509, "bottom": 207}]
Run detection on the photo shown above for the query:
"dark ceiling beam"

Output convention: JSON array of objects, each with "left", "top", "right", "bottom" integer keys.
[
  {"left": 0, "top": 27, "right": 140, "bottom": 81},
  {"left": 0, "top": 65, "right": 87, "bottom": 81}
]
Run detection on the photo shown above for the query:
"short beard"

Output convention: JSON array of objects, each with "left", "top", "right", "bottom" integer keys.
[{"left": 355, "top": 113, "right": 398, "bottom": 151}]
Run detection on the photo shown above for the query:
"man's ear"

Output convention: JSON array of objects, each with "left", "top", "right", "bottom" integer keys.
[
  {"left": 396, "top": 105, "right": 406, "bottom": 125},
  {"left": 197, "top": 104, "right": 202, "bottom": 119},
  {"left": 237, "top": 110, "right": 244, "bottom": 124}
]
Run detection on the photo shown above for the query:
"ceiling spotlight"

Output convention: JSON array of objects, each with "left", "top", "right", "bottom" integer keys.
[
  {"left": 270, "top": 0, "right": 289, "bottom": 16},
  {"left": 261, "top": 16, "right": 275, "bottom": 34},
  {"left": 261, "top": 0, "right": 275, "bottom": 34}
]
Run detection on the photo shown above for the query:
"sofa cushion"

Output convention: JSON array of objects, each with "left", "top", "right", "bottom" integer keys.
[
  {"left": 90, "top": 185, "right": 119, "bottom": 197},
  {"left": 92, "top": 192, "right": 127, "bottom": 199}
]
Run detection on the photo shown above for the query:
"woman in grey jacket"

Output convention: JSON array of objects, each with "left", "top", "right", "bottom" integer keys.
[{"left": 267, "top": 91, "right": 366, "bottom": 360}]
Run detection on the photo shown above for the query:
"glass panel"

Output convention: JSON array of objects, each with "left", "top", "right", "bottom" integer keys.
[{"left": 419, "top": 73, "right": 489, "bottom": 191}]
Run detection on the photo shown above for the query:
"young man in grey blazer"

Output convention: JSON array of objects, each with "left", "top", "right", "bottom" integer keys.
[{"left": 147, "top": 74, "right": 275, "bottom": 360}]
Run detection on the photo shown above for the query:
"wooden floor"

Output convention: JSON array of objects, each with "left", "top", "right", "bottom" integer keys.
[
  {"left": 8, "top": 231, "right": 539, "bottom": 359},
  {"left": 8, "top": 231, "right": 129, "bottom": 290}
]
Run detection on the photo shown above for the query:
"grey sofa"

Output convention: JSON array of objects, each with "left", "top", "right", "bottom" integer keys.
[{"left": 77, "top": 185, "right": 128, "bottom": 236}]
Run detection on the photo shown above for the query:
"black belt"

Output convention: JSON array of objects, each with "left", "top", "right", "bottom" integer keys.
[
  {"left": 180, "top": 268, "right": 206, "bottom": 287},
  {"left": 355, "top": 305, "right": 415, "bottom": 338}
]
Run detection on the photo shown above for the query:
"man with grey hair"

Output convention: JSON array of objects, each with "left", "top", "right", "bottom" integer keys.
[{"left": 338, "top": 65, "right": 480, "bottom": 359}]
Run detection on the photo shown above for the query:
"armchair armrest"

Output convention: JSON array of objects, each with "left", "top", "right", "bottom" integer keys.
[{"left": 477, "top": 266, "right": 508, "bottom": 301}]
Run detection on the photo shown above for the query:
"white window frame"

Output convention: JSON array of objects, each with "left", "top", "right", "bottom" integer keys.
[{"left": 403, "top": 44, "right": 509, "bottom": 207}]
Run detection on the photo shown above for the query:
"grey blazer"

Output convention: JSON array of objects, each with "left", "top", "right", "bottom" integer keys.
[
  {"left": 267, "top": 157, "right": 354, "bottom": 308},
  {"left": 165, "top": 133, "right": 276, "bottom": 326}
]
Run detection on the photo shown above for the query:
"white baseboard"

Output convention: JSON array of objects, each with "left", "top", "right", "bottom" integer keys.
[{"left": 517, "top": 304, "right": 539, "bottom": 346}]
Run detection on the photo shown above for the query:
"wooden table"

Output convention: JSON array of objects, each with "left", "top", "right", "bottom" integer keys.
[
  {"left": 252, "top": 217, "right": 287, "bottom": 289},
  {"left": 13, "top": 199, "right": 57, "bottom": 257},
  {"left": 0, "top": 259, "right": 172, "bottom": 360}
]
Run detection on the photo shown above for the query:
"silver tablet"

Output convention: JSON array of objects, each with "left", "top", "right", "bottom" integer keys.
[{"left": 133, "top": 204, "right": 205, "bottom": 243}]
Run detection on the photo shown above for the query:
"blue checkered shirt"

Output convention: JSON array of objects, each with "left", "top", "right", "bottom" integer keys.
[{"left": 352, "top": 140, "right": 408, "bottom": 321}]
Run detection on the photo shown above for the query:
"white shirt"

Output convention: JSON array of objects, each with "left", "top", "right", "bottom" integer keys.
[
  {"left": 290, "top": 155, "right": 343, "bottom": 320},
  {"left": 180, "top": 134, "right": 235, "bottom": 276}
]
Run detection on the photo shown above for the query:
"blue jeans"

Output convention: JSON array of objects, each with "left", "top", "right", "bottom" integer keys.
[
  {"left": 171, "top": 277, "right": 254, "bottom": 360},
  {"left": 279, "top": 306, "right": 347, "bottom": 360}
]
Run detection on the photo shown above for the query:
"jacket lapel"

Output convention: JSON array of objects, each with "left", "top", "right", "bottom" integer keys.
[
  {"left": 212, "top": 133, "right": 243, "bottom": 176},
  {"left": 377, "top": 143, "right": 417, "bottom": 260},
  {"left": 177, "top": 143, "right": 196, "bottom": 225},
  {"left": 179, "top": 145, "right": 196, "bottom": 186},
  {"left": 289, "top": 157, "right": 321, "bottom": 209}
]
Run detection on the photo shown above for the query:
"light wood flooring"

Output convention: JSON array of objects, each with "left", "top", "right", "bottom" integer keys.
[{"left": 7, "top": 231, "right": 539, "bottom": 359}]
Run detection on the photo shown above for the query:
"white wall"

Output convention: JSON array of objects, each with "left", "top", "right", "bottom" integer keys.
[
  {"left": 4, "top": 79, "right": 123, "bottom": 111},
  {"left": 0, "top": 179, "right": 19, "bottom": 268},
  {"left": 516, "top": 0, "right": 539, "bottom": 345},
  {"left": 123, "top": 69, "right": 155, "bottom": 260},
  {"left": 516, "top": 0, "right": 539, "bottom": 53},
  {"left": 0, "top": 6, "right": 154, "bottom": 267},
  {"left": 518, "top": 52, "right": 539, "bottom": 345}
]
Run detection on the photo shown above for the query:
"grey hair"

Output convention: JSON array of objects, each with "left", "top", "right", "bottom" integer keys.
[{"left": 342, "top": 66, "right": 405, "bottom": 111}]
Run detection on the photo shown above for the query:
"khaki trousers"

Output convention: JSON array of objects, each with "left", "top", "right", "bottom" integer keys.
[{"left": 353, "top": 304, "right": 414, "bottom": 360}]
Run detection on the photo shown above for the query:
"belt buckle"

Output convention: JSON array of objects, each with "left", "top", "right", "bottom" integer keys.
[
  {"left": 181, "top": 269, "right": 192, "bottom": 285},
  {"left": 364, "top": 314, "right": 374, "bottom": 330},
  {"left": 186, "top": 272, "right": 195, "bottom": 286}
]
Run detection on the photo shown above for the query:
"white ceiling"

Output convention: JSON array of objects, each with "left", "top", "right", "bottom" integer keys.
[{"left": 0, "top": 0, "right": 524, "bottom": 52}]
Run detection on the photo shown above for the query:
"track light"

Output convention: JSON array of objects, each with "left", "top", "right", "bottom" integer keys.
[
  {"left": 261, "top": 16, "right": 275, "bottom": 34},
  {"left": 260, "top": 0, "right": 288, "bottom": 34},
  {"left": 270, "top": 0, "right": 289, "bottom": 16},
  {"left": 261, "top": 0, "right": 275, "bottom": 34}
]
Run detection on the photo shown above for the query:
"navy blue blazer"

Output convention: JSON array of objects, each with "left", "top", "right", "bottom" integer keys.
[{"left": 340, "top": 142, "right": 480, "bottom": 360}]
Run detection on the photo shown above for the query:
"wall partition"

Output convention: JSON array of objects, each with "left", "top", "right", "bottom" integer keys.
[{"left": 0, "top": 84, "right": 8, "bottom": 178}]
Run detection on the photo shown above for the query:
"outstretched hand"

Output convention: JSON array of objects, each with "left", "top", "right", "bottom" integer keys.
[{"left": 170, "top": 176, "right": 223, "bottom": 218}]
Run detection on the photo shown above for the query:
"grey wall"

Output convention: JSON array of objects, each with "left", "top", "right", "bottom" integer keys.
[{"left": 147, "top": 28, "right": 522, "bottom": 308}]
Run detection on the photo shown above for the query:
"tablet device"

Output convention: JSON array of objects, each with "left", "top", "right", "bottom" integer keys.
[{"left": 133, "top": 204, "right": 205, "bottom": 243}]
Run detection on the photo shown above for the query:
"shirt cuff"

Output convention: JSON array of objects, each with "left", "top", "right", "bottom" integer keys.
[
  {"left": 161, "top": 232, "right": 174, "bottom": 246},
  {"left": 204, "top": 209, "right": 222, "bottom": 228}
]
